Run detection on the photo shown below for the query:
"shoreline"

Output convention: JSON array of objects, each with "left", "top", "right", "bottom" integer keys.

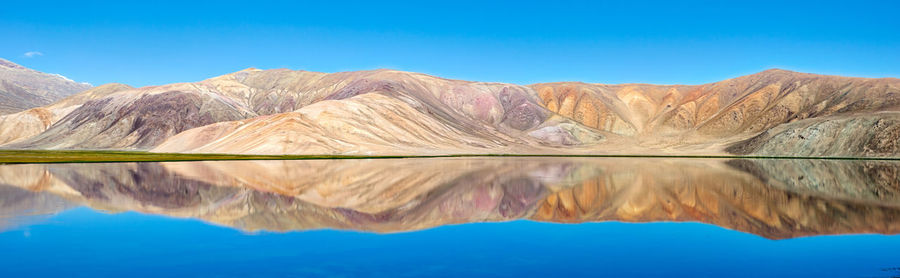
[{"left": 2, "top": 149, "right": 899, "bottom": 164}]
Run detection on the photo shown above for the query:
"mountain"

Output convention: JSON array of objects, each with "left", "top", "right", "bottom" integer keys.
[
  {"left": 0, "top": 58, "right": 92, "bottom": 114},
  {"left": 0, "top": 66, "right": 898, "bottom": 157},
  {"left": 152, "top": 69, "right": 604, "bottom": 155},
  {"left": 531, "top": 69, "right": 900, "bottom": 153},
  {"left": 0, "top": 83, "right": 133, "bottom": 145},
  {"left": 7, "top": 68, "right": 602, "bottom": 152}
]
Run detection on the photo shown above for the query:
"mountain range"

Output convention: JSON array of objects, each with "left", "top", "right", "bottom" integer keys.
[{"left": 1, "top": 58, "right": 898, "bottom": 157}]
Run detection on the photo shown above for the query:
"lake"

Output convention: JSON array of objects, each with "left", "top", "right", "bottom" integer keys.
[{"left": 1, "top": 157, "right": 899, "bottom": 277}]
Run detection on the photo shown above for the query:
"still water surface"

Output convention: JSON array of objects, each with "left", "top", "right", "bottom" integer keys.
[{"left": 1, "top": 157, "right": 899, "bottom": 277}]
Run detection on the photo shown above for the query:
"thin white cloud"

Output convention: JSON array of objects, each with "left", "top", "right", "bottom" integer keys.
[{"left": 23, "top": 51, "right": 43, "bottom": 58}]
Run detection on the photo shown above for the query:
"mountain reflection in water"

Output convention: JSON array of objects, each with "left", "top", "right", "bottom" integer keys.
[{"left": 1, "top": 157, "right": 898, "bottom": 239}]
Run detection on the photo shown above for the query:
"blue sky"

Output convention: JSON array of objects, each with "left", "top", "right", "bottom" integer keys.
[{"left": 1, "top": 0, "right": 898, "bottom": 87}]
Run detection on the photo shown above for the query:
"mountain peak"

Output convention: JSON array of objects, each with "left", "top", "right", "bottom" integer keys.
[
  {"left": 749, "top": 68, "right": 812, "bottom": 78},
  {"left": 723, "top": 68, "right": 818, "bottom": 83},
  {"left": 759, "top": 68, "right": 794, "bottom": 74},
  {"left": 0, "top": 57, "right": 93, "bottom": 114},
  {"left": 93, "top": 82, "right": 133, "bottom": 90}
]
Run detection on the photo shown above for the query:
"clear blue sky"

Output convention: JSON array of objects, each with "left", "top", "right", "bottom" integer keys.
[{"left": 1, "top": 0, "right": 898, "bottom": 87}]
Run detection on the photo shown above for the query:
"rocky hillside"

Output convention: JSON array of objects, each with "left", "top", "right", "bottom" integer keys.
[
  {"left": 0, "top": 58, "right": 92, "bottom": 114},
  {"left": 0, "top": 83, "right": 133, "bottom": 145},
  {"left": 725, "top": 113, "right": 900, "bottom": 157}
]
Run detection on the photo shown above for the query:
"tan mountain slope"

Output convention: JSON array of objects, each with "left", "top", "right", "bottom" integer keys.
[
  {"left": 0, "top": 83, "right": 133, "bottom": 145},
  {"left": 532, "top": 69, "right": 900, "bottom": 154},
  {"left": 533, "top": 69, "right": 900, "bottom": 136},
  {"left": 154, "top": 93, "right": 602, "bottom": 155},
  {"left": 0, "top": 58, "right": 93, "bottom": 114}
]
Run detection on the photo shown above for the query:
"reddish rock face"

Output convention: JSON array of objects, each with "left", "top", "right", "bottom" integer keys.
[
  {"left": 502, "top": 101, "right": 547, "bottom": 131},
  {"left": 499, "top": 87, "right": 548, "bottom": 131}
]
